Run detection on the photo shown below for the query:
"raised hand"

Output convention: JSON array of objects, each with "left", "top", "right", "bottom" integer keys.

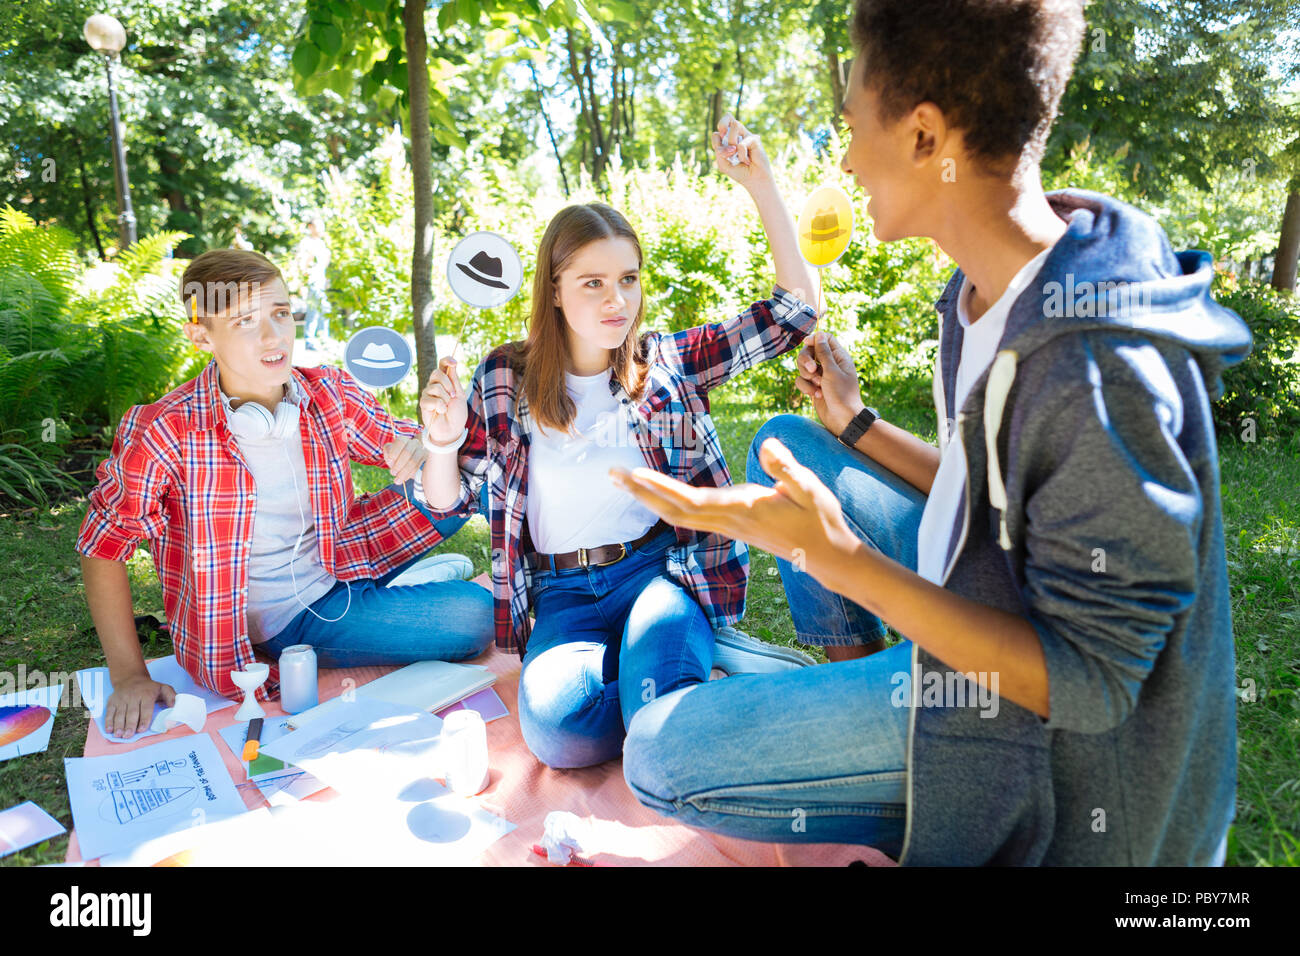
[
  {"left": 419, "top": 356, "right": 468, "bottom": 446},
  {"left": 712, "top": 113, "right": 773, "bottom": 191}
]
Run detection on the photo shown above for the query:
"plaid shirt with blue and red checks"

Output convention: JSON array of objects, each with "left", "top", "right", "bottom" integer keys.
[
  {"left": 423, "top": 286, "right": 818, "bottom": 655},
  {"left": 76, "top": 361, "right": 444, "bottom": 701}
]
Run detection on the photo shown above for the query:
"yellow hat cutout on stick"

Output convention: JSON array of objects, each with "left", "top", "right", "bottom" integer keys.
[{"left": 797, "top": 184, "right": 854, "bottom": 268}]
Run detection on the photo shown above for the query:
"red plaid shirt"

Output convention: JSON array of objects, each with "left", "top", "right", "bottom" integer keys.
[
  {"left": 421, "top": 287, "right": 818, "bottom": 654},
  {"left": 76, "top": 361, "right": 443, "bottom": 700}
]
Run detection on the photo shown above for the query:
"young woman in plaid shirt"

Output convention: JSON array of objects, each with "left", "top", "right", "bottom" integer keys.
[{"left": 414, "top": 115, "right": 821, "bottom": 769}]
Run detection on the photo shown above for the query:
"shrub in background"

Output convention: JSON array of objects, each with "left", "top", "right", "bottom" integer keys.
[{"left": 1212, "top": 277, "right": 1300, "bottom": 441}]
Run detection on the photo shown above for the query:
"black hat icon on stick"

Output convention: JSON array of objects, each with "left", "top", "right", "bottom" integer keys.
[{"left": 455, "top": 250, "right": 510, "bottom": 290}]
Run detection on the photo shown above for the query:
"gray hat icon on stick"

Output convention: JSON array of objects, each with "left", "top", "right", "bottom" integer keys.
[
  {"left": 446, "top": 231, "right": 522, "bottom": 310},
  {"left": 455, "top": 250, "right": 509, "bottom": 290}
]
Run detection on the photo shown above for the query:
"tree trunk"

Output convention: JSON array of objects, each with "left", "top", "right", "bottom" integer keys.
[
  {"left": 609, "top": 44, "right": 622, "bottom": 164},
  {"left": 704, "top": 59, "right": 724, "bottom": 175},
  {"left": 75, "top": 141, "right": 105, "bottom": 260},
  {"left": 157, "top": 149, "right": 191, "bottom": 222},
  {"left": 1271, "top": 188, "right": 1300, "bottom": 294},
  {"left": 621, "top": 43, "right": 637, "bottom": 143},
  {"left": 734, "top": 0, "right": 745, "bottom": 119},
  {"left": 583, "top": 45, "right": 607, "bottom": 184},
  {"left": 827, "top": 49, "right": 845, "bottom": 127},
  {"left": 566, "top": 32, "right": 609, "bottom": 186},
  {"left": 529, "top": 58, "right": 570, "bottom": 197},
  {"left": 405, "top": 0, "right": 438, "bottom": 387}
]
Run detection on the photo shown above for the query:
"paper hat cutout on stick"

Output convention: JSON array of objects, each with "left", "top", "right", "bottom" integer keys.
[
  {"left": 797, "top": 185, "right": 854, "bottom": 267},
  {"left": 353, "top": 342, "right": 405, "bottom": 369},
  {"left": 344, "top": 326, "right": 414, "bottom": 389},
  {"left": 456, "top": 250, "right": 511, "bottom": 290},
  {"left": 446, "top": 231, "right": 523, "bottom": 310}
]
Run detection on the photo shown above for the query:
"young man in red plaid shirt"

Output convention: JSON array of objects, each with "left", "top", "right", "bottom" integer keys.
[{"left": 77, "top": 250, "right": 493, "bottom": 738}]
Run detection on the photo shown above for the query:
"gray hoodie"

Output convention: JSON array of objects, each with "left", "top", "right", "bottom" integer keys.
[{"left": 898, "top": 188, "right": 1251, "bottom": 865}]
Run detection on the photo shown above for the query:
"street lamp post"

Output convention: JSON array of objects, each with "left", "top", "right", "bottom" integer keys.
[{"left": 83, "top": 13, "right": 136, "bottom": 250}]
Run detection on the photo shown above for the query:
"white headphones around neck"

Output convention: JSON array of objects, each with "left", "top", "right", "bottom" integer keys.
[{"left": 225, "top": 396, "right": 301, "bottom": 442}]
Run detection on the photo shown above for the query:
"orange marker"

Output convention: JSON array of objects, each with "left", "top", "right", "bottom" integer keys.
[{"left": 241, "top": 717, "right": 263, "bottom": 762}]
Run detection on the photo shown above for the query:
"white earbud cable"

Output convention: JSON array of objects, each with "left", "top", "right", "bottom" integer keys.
[{"left": 278, "top": 401, "right": 351, "bottom": 623}]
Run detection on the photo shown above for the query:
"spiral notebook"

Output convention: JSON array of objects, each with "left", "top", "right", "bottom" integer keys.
[{"left": 284, "top": 660, "right": 496, "bottom": 730}]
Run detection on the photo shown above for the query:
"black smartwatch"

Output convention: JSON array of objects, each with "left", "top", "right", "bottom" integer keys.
[{"left": 837, "top": 406, "right": 880, "bottom": 449}]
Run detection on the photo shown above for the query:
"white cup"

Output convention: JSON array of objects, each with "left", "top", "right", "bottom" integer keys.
[{"left": 441, "top": 709, "right": 489, "bottom": 795}]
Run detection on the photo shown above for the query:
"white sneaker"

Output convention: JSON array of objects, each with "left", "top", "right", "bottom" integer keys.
[
  {"left": 386, "top": 553, "right": 475, "bottom": 587},
  {"left": 712, "top": 625, "right": 816, "bottom": 675}
]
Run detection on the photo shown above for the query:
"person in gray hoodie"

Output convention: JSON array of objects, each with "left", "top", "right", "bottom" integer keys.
[{"left": 609, "top": 0, "right": 1250, "bottom": 865}]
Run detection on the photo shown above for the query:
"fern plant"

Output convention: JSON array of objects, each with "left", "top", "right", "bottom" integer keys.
[
  {"left": 70, "top": 229, "right": 191, "bottom": 426},
  {"left": 0, "top": 205, "right": 194, "bottom": 505},
  {"left": 0, "top": 209, "right": 82, "bottom": 447}
]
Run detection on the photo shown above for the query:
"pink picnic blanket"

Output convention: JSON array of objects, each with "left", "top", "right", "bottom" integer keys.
[{"left": 67, "top": 586, "right": 893, "bottom": 867}]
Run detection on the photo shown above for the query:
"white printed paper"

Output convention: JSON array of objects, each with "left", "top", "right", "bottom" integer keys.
[
  {"left": 261, "top": 698, "right": 513, "bottom": 863},
  {"left": 215, "top": 717, "right": 327, "bottom": 804},
  {"left": 64, "top": 734, "right": 247, "bottom": 861},
  {"left": 0, "top": 801, "right": 66, "bottom": 856}
]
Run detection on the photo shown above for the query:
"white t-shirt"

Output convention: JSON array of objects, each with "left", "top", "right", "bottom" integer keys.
[
  {"left": 298, "top": 235, "right": 330, "bottom": 288},
  {"left": 915, "top": 247, "right": 1053, "bottom": 585},
  {"left": 220, "top": 381, "right": 336, "bottom": 642},
  {"left": 526, "top": 368, "right": 659, "bottom": 554}
]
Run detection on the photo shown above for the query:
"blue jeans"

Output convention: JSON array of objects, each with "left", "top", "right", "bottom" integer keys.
[
  {"left": 518, "top": 527, "right": 715, "bottom": 770},
  {"left": 622, "top": 414, "right": 926, "bottom": 856},
  {"left": 749, "top": 414, "right": 927, "bottom": 647},
  {"left": 260, "top": 481, "right": 494, "bottom": 667}
]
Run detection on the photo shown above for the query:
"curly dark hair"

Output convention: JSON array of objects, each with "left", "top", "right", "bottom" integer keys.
[{"left": 850, "top": 0, "right": 1085, "bottom": 171}]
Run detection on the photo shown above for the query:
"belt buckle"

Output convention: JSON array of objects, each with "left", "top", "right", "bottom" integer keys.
[{"left": 579, "top": 544, "right": 627, "bottom": 569}]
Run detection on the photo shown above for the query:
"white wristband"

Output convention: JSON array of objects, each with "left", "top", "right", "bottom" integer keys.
[{"left": 422, "top": 427, "right": 468, "bottom": 455}]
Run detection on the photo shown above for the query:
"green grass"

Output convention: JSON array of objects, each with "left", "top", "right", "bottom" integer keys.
[
  {"left": 1, "top": 385, "right": 1294, "bottom": 866},
  {"left": 1217, "top": 431, "right": 1300, "bottom": 866}
]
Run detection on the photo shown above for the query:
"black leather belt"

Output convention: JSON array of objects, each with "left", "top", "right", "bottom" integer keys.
[{"left": 526, "top": 520, "right": 672, "bottom": 572}]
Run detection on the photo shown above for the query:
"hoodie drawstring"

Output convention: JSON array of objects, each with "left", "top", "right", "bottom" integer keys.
[{"left": 983, "top": 349, "right": 1019, "bottom": 550}]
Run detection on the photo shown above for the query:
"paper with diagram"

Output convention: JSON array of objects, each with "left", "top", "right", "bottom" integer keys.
[
  {"left": 262, "top": 698, "right": 445, "bottom": 794},
  {"left": 215, "top": 717, "right": 326, "bottom": 804},
  {"left": 100, "top": 807, "right": 277, "bottom": 867},
  {"left": 64, "top": 734, "right": 247, "bottom": 860}
]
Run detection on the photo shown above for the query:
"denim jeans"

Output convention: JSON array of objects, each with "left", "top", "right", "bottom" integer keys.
[
  {"left": 517, "top": 527, "right": 715, "bottom": 770},
  {"left": 622, "top": 414, "right": 927, "bottom": 856},
  {"left": 259, "top": 480, "right": 494, "bottom": 667}
]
